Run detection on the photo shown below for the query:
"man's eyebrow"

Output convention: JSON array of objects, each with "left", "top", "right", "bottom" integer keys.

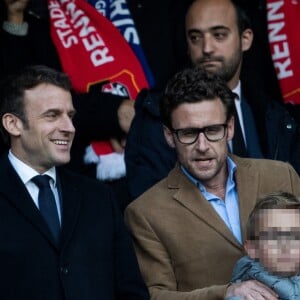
[
  {"left": 187, "top": 26, "right": 230, "bottom": 35},
  {"left": 42, "top": 109, "right": 61, "bottom": 115},
  {"left": 210, "top": 25, "right": 230, "bottom": 31},
  {"left": 187, "top": 28, "right": 202, "bottom": 35}
]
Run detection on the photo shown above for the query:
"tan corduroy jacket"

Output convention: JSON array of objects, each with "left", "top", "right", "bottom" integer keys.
[{"left": 125, "top": 155, "right": 300, "bottom": 300}]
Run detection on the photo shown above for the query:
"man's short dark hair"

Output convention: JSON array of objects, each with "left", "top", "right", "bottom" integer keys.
[
  {"left": 160, "top": 67, "right": 235, "bottom": 129},
  {"left": 0, "top": 65, "right": 72, "bottom": 145},
  {"left": 231, "top": 0, "right": 252, "bottom": 35}
]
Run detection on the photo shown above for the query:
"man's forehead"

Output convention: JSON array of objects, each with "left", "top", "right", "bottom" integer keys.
[
  {"left": 171, "top": 98, "right": 226, "bottom": 119},
  {"left": 186, "top": 0, "right": 237, "bottom": 28},
  {"left": 258, "top": 209, "right": 300, "bottom": 230}
]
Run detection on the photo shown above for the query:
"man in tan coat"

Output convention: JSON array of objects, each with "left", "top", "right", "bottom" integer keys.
[{"left": 125, "top": 67, "right": 300, "bottom": 299}]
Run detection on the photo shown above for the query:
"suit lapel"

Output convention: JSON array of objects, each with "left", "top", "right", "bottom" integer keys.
[
  {"left": 0, "top": 155, "right": 59, "bottom": 248},
  {"left": 168, "top": 166, "right": 243, "bottom": 249},
  {"left": 233, "top": 156, "right": 259, "bottom": 241},
  {"left": 58, "top": 169, "right": 81, "bottom": 248},
  {"left": 240, "top": 95, "right": 263, "bottom": 158}
]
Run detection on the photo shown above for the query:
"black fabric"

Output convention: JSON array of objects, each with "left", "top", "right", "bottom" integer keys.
[
  {"left": 127, "top": 0, "right": 189, "bottom": 89},
  {"left": 32, "top": 175, "right": 60, "bottom": 244},
  {"left": 232, "top": 105, "right": 248, "bottom": 157},
  {"left": 240, "top": 98, "right": 263, "bottom": 158},
  {"left": 0, "top": 154, "right": 150, "bottom": 300},
  {"left": 125, "top": 90, "right": 177, "bottom": 200}
]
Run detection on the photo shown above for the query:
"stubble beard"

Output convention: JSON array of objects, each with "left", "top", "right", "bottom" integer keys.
[{"left": 194, "top": 50, "right": 242, "bottom": 83}]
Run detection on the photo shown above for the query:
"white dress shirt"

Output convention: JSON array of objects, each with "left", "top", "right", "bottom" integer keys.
[{"left": 8, "top": 150, "right": 62, "bottom": 223}]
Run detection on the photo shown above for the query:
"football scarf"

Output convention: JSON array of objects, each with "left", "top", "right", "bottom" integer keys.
[
  {"left": 267, "top": 0, "right": 300, "bottom": 104},
  {"left": 48, "top": 0, "right": 152, "bottom": 180},
  {"left": 86, "top": 0, "right": 154, "bottom": 87}
]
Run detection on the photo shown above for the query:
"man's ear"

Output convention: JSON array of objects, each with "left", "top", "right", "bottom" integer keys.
[
  {"left": 226, "top": 116, "right": 234, "bottom": 142},
  {"left": 2, "top": 113, "right": 23, "bottom": 137},
  {"left": 163, "top": 125, "right": 176, "bottom": 148},
  {"left": 241, "top": 28, "right": 253, "bottom": 52},
  {"left": 244, "top": 240, "right": 259, "bottom": 259}
]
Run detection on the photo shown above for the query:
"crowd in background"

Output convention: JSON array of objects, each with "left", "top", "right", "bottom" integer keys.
[{"left": 0, "top": 0, "right": 300, "bottom": 299}]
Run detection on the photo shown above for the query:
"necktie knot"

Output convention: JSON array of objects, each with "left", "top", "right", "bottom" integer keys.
[
  {"left": 32, "top": 175, "right": 52, "bottom": 189},
  {"left": 31, "top": 174, "right": 60, "bottom": 244}
]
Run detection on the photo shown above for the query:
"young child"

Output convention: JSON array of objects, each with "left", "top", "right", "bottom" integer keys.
[{"left": 228, "top": 191, "right": 300, "bottom": 300}]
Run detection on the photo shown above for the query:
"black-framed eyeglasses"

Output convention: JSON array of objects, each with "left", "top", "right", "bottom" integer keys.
[{"left": 171, "top": 123, "right": 228, "bottom": 145}]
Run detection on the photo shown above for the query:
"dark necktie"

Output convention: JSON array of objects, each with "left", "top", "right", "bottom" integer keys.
[
  {"left": 32, "top": 175, "right": 60, "bottom": 243},
  {"left": 232, "top": 104, "right": 248, "bottom": 157},
  {"left": 240, "top": 99, "right": 263, "bottom": 158}
]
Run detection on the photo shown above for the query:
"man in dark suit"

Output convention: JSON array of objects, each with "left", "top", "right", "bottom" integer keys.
[
  {"left": 125, "top": 0, "right": 300, "bottom": 200},
  {"left": 0, "top": 65, "right": 149, "bottom": 300}
]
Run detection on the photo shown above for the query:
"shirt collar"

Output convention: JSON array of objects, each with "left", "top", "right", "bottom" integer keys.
[
  {"left": 181, "top": 156, "right": 237, "bottom": 193},
  {"left": 232, "top": 81, "right": 241, "bottom": 101},
  {"left": 8, "top": 150, "right": 57, "bottom": 186}
]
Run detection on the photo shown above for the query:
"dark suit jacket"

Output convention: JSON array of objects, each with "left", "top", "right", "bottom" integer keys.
[
  {"left": 0, "top": 154, "right": 149, "bottom": 300},
  {"left": 125, "top": 155, "right": 300, "bottom": 299}
]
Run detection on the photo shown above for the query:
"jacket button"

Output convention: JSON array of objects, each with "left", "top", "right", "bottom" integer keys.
[{"left": 60, "top": 267, "right": 69, "bottom": 275}]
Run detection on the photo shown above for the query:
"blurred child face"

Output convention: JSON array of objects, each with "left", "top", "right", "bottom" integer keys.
[{"left": 245, "top": 209, "right": 300, "bottom": 276}]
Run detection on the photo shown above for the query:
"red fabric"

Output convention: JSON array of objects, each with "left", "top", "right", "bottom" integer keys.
[
  {"left": 48, "top": 0, "right": 149, "bottom": 155},
  {"left": 267, "top": 0, "right": 300, "bottom": 104}
]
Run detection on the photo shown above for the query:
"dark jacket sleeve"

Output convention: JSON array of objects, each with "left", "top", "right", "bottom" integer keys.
[
  {"left": 125, "top": 89, "right": 177, "bottom": 200},
  {"left": 72, "top": 84, "right": 125, "bottom": 143},
  {"left": 240, "top": 0, "right": 300, "bottom": 175},
  {"left": 264, "top": 100, "right": 300, "bottom": 175},
  {"left": 111, "top": 190, "right": 150, "bottom": 299}
]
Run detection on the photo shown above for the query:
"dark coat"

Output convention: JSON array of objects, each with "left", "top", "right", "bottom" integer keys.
[
  {"left": 0, "top": 154, "right": 149, "bottom": 300},
  {"left": 124, "top": 90, "right": 176, "bottom": 199}
]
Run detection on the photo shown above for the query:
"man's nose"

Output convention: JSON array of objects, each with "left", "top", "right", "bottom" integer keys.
[
  {"left": 202, "top": 35, "right": 214, "bottom": 54},
  {"left": 195, "top": 132, "right": 209, "bottom": 151},
  {"left": 61, "top": 115, "right": 75, "bottom": 133}
]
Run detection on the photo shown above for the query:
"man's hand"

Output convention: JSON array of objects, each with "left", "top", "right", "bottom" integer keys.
[
  {"left": 110, "top": 137, "right": 126, "bottom": 153},
  {"left": 117, "top": 99, "right": 135, "bottom": 133},
  {"left": 225, "top": 280, "right": 278, "bottom": 300},
  {"left": 5, "top": 0, "right": 29, "bottom": 23}
]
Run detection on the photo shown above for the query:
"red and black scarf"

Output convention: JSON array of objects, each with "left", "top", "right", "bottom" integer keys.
[
  {"left": 267, "top": 0, "right": 300, "bottom": 104},
  {"left": 48, "top": 0, "right": 151, "bottom": 180}
]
